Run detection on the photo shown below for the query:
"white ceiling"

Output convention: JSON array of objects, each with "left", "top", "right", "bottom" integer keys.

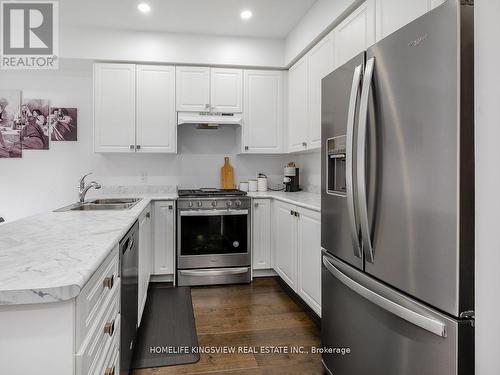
[{"left": 60, "top": 0, "right": 318, "bottom": 39}]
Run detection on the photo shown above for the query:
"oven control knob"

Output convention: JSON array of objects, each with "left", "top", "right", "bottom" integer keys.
[
  {"left": 197, "top": 201, "right": 203, "bottom": 207},
  {"left": 226, "top": 200, "right": 233, "bottom": 207},
  {"left": 211, "top": 201, "right": 217, "bottom": 207},
  {"left": 235, "top": 200, "right": 242, "bottom": 207},
  {"left": 187, "top": 201, "right": 193, "bottom": 208}
]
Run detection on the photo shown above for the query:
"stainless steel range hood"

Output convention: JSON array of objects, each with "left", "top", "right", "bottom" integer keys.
[{"left": 177, "top": 112, "right": 242, "bottom": 126}]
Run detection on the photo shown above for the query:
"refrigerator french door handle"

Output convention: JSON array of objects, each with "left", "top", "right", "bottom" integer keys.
[
  {"left": 357, "top": 57, "right": 375, "bottom": 263},
  {"left": 322, "top": 254, "right": 447, "bottom": 338},
  {"left": 345, "top": 64, "right": 363, "bottom": 259}
]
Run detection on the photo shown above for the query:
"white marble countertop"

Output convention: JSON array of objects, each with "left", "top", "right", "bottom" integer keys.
[
  {"left": 0, "top": 198, "right": 154, "bottom": 306},
  {"left": 247, "top": 191, "right": 321, "bottom": 212},
  {"left": 0, "top": 190, "right": 318, "bottom": 306}
]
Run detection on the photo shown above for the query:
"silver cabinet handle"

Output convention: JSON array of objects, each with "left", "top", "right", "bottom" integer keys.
[
  {"left": 129, "top": 145, "right": 135, "bottom": 150},
  {"left": 357, "top": 57, "right": 375, "bottom": 263},
  {"left": 180, "top": 209, "right": 248, "bottom": 216},
  {"left": 168, "top": 204, "right": 173, "bottom": 210},
  {"left": 104, "top": 319, "right": 115, "bottom": 336},
  {"left": 205, "top": 104, "right": 210, "bottom": 109},
  {"left": 103, "top": 275, "right": 114, "bottom": 289},
  {"left": 302, "top": 142, "right": 307, "bottom": 147},
  {"left": 146, "top": 211, "right": 150, "bottom": 218},
  {"left": 136, "top": 144, "right": 141, "bottom": 150},
  {"left": 245, "top": 146, "right": 249, "bottom": 151},
  {"left": 180, "top": 267, "right": 249, "bottom": 277},
  {"left": 322, "top": 253, "right": 447, "bottom": 337},
  {"left": 346, "top": 64, "right": 363, "bottom": 259},
  {"left": 254, "top": 203, "right": 259, "bottom": 208}
]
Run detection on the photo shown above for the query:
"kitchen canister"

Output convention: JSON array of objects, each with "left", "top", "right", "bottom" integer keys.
[
  {"left": 248, "top": 179, "right": 258, "bottom": 192},
  {"left": 239, "top": 181, "right": 249, "bottom": 192},
  {"left": 257, "top": 174, "right": 268, "bottom": 192}
]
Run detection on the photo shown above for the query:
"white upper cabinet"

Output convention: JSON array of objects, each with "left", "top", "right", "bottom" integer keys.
[
  {"left": 176, "top": 66, "right": 243, "bottom": 113},
  {"left": 375, "top": 0, "right": 446, "bottom": 42},
  {"left": 243, "top": 70, "right": 284, "bottom": 154},
  {"left": 288, "top": 55, "right": 309, "bottom": 153},
  {"left": 376, "top": 0, "right": 430, "bottom": 42},
  {"left": 136, "top": 65, "right": 176, "bottom": 153},
  {"left": 94, "top": 63, "right": 136, "bottom": 153},
  {"left": 334, "top": 0, "right": 375, "bottom": 69},
  {"left": 175, "top": 66, "right": 211, "bottom": 112},
  {"left": 211, "top": 68, "right": 243, "bottom": 113},
  {"left": 94, "top": 63, "right": 176, "bottom": 154},
  {"left": 307, "top": 31, "right": 335, "bottom": 150}
]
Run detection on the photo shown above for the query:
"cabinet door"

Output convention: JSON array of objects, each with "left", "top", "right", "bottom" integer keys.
[
  {"left": 307, "top": 31, "right": 335, "bottom": 150},
  {"left": 136, "top": 65, "right": 176, "bottom": 153},
  {"left": 211, "top": 68, "right": 243, "bottom": 113},
  {"left": 252, "top": 199, "right": 272, "bottom": 269},
  {"left": 288, "top": 56, "right": 309, "bottom": 152},
  {"left": 153, "top": 201, "right": 175, "bottom": 275},
  {"left": 243, "top": 70, "right": 284, "bottom": 153},
  {"left": 274, "top": 201, "right": 297, "bottom": 288},
  {"left": 176, "top": 66, "right": 210, "bottom": 112},
  {"left": 334, "top": 0, "right": 375, "bottom": 68},
  {"left": 138, "top": 206, "right": 152, "bottom": 326},
  {"left": 297, "top": 207, "right": 321, "bottom": 316},
  {"left": 94, "top": 63, "right": 136, "bottom": 153},
  {"left": 375, "top": 0, "right": 430, "bottom": 42}
]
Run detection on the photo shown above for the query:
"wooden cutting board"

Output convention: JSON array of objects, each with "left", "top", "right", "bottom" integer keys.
[{"left": 220, "top": 157, "right": 235, "bottom": 189}]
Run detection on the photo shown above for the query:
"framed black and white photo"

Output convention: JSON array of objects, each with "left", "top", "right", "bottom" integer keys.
[
  {"left": 50, "top": 107, "right": 77, "bottom": 141},
  {"left": 20, "top": 98, "right": 50, "bottom": 150},
  {"left": 0, "top": 90, "right": 22, "bottom": 158}
]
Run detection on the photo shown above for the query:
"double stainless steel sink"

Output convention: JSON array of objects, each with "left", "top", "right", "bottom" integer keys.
[{"left": 55, "top": 198, "right": 142, "bottom": 212}]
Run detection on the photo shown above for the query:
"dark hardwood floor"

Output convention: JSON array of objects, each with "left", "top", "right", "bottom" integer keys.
[{"left": 132, "top": 277, "right": 325, "bottom": 375}]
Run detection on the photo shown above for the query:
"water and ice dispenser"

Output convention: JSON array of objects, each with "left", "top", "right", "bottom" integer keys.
[{"left": 327, "top": 135, "right": 347, "bottom": 195}]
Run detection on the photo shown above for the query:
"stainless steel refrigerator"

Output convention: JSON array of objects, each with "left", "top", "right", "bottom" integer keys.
[{"left": 320, "top": 1, "right": 475, "bottom": 374}]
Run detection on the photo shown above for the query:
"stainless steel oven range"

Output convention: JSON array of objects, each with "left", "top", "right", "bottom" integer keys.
[{"left": 177, "top": 189, "right": 251, "bottom": 286}]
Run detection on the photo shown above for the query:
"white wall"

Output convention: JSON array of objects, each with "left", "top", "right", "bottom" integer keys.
[
  {"left": 284, "top": 0, "right": 356, "bottom": 65},
  {"left": 61, "top": 26, "right": 285, "bottom": 68},
  {"left": 475, "top": 1, "right": 500, "bottom": 374},
  {"left": 0, "top": 61, "right": 289, "bottom": 221},
  {"left": 295, "top": 151, "right": 321, "bottom": 193}
]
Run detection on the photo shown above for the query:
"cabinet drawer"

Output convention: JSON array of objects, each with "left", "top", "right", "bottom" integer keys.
[
  {"left": 76, "top": 245, "right": 119, "bottom": 348},
  {"left": 76, "top": 283, "right": 120, "bottom": 375},
  {"left": 97, "top": 323, "right": 120, "bottom": 375}
]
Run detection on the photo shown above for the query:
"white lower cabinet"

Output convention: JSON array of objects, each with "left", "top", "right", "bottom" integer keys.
[
  {"left": 274, "top": 200, "right": 298, "bottom": 288},
  {"left": 270, "top": 200, "right": 322, "bottom": 315},
  {"left": 152, "top": 201, "right": 176, "bottom": 276},
  {"left": 252, "top": 199, "right": 272, "bottom": 269},
  {"left": 138, "top": 205, "right": 153, "bottom": 326},
  {"left": 296, "top": 207, "right": 322, "bottom": 316}
]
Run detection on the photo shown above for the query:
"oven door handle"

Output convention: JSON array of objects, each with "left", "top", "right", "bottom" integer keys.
[
  {"left": 180, "top": 209, "right": 249, "bottom": 216},
  {"left": 179, "top": 267, "right": 250, "bottom": 277}
]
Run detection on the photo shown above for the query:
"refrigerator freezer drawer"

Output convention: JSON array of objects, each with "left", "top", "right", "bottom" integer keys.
[{"left": 321, "top": 252, "right": 473, "bottom": 375}]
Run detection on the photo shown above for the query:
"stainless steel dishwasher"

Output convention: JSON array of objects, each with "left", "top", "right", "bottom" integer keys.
[{"left": 120, "top": 221, "right": 139, "bottom": 375}]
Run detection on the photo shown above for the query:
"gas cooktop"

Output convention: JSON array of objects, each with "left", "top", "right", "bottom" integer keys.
[{"left": 178, "top": 188, "right": 247, "bottom": 198}]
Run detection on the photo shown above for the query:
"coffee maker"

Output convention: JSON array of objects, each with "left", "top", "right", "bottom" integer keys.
[{"left": 284, "top": 162, "right": 301, "bottom": 192}]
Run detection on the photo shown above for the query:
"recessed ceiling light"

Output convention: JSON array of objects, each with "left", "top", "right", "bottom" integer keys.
[
  {"left": 240, "top": 10, "right": 253, "bottom": 20},
  {"left": 137, "top": 3, "right": 151, "bottom": 13}
]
